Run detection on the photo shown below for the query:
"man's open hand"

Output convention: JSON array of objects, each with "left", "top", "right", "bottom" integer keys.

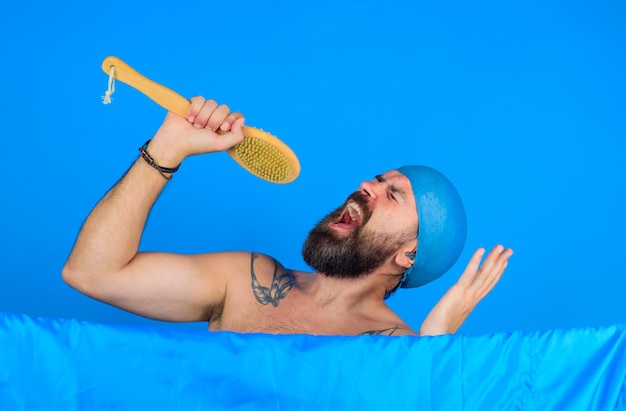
[{"left": 419, "top": 245, "right": 513, "bottom": 336}]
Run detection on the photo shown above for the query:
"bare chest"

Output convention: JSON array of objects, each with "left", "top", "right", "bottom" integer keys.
[
  {"left": 211, "top": 290, "right": 409, "bottom": 336},
  {"left": 212, "top": 293, "right": 353, "bottom": 335},
  {"left": 207, "top": 254, "right": 413, "bottom": 336}
]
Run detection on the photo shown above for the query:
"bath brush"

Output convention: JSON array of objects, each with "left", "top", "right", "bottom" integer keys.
[{"left": 101, "top": 56, "right": 300, "bottom": 184}]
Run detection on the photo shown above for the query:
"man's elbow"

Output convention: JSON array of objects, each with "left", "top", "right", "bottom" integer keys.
[
  {"left": 61, "top": 261, "right": 93, "bottom": 294},
  {"left": 62, "top": 262, "right": 80, "bottom": 289}
]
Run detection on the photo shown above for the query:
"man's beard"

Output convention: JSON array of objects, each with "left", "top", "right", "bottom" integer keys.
[{"left": 302, "top": 192, "right": 412, "bottom": 279}]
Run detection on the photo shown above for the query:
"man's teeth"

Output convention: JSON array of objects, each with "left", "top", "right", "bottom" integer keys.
[{"left": 347, "top": 203, "right": 362, "bottom": 222}]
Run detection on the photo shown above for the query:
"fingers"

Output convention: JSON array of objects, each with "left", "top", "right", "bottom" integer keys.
[
  {"left": 229, "top": 115, "right": 246, "bottom": 139},
  {"left": 221, "top": 111, "right": 244, "bottom": 132},
  {"left": 458, "top": 244, "right": 513, "bottom": 298},
  {"left": 187, "top": 96, "right": 214, "bottom": 125},
  {"left": 211, "top": 115, "right": 246, "bottom": 151},
  {"left": 189, "top": 98, "right": 222, "bottom": 130},
  {"left": 186, "top": 97, "right": 239, "bottom": 132},
  {"left": 474, "top": 245, "right": 513, "bottom": 299},
  {"left": 457, "top": 247, "right": 485, "bottom": 287},
  {"left": 206, "top": 104, "right": 231, "bottom": 131}
]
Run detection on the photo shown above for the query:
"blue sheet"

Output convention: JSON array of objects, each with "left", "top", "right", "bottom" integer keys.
[{"left": 0, "top": 312, "right": 624, "bottom": 410}]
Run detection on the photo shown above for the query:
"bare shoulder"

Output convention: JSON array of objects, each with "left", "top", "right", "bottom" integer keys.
[
  {"left": 193, "top": 251, "right": 293, "bottom": 291},
  {"left": 247, "top": 252, "right": 296, "bottom": 308},
  {"left": 203, "top": 252, "right": 295, "bottom": 307},
  {"left": 207, "top": 251, "right": 297, "bottom": 331},
  {"left": 248, "top": 251, "right": 289, "bottom": 273}
]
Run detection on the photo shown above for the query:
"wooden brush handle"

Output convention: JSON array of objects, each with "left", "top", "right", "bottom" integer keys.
[
  {"left": 102, "top": 56, "right": 193, "bottom": 119},
  {"left": 101, "top": 56, "right": 301, "bottom": 184}
]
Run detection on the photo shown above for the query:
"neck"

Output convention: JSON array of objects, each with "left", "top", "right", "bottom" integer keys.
[{"left": 295, "top": 268, "right": 402, "bottom": 309}]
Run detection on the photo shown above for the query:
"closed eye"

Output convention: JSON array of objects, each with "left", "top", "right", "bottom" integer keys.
[{"left": 374, "top": 175, "right": 398, "bottom": 202}]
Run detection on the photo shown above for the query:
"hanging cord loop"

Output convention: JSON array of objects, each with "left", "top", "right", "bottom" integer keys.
[{"left": 102, "top": 65, "right": 116, "bottom": 104}]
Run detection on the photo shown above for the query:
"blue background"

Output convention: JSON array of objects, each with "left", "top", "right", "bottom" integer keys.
[{"left": 1, "top": 0, "right": 624, "bottom": 335}]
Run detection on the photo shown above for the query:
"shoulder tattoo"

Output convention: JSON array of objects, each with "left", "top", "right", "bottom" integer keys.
[
  {"left": 250, "top": 252, "right": 295, "bottom": 308},
  {"left": 358, "top": 326, "right": 401, "bottom": 336}
]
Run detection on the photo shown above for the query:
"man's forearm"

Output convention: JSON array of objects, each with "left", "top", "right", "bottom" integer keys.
[{"left": 63, "top": 157, "right": 169, "bottom": 281}]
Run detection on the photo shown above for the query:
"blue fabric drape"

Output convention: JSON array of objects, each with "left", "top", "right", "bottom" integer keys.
[{"left": 0, "top": 312, "right": 624, "bottom": 410}]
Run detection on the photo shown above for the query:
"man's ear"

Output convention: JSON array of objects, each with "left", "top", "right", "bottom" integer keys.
[{"left": 395, "top": 240, "right": 417, "bottom": 269}]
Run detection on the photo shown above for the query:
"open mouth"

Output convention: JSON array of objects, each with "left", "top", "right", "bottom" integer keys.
[{"left": 329, "top": 201, "right": 363, "bottom": 230}]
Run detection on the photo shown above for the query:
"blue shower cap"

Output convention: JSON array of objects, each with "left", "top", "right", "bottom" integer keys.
[{"left": 397, "top": 166, "right": 467, "bottom": 288}]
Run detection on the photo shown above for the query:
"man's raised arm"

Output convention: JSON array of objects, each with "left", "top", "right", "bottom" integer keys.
[{"left": 62, "top": 97, "right": 246, "bottom": 322}]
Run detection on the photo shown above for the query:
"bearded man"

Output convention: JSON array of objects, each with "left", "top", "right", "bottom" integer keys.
[{"left": 63, "top": 97, "right": 513, "bottom": 336}]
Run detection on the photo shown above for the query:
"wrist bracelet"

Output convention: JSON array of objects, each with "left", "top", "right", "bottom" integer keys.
[{"left": 138, "top": 140, "right": 181, "bottom": 180}]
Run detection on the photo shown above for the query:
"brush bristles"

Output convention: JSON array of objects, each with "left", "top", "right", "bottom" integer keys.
[{"left": 234, "top": 137, "right": 292, "bottom": 182}]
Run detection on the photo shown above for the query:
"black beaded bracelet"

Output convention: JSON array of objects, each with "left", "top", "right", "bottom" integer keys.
[{"left": 138, "top": 140, "right": 181, "bottom": 180}]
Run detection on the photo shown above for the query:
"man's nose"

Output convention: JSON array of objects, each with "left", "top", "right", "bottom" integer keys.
[{"left": 359, "top": 181, "right": 382, "bottom": 199}]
